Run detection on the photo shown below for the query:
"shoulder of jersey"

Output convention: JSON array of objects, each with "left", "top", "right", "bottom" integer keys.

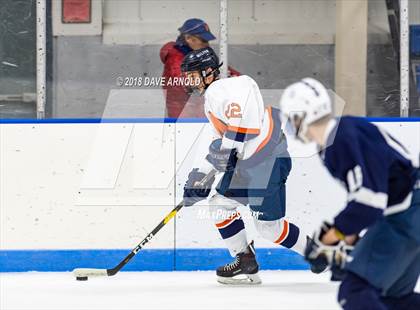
[
  {"left": 336, "top": 116, "right": 369, "bottom": 137},
  {"left": 329, "top": 116, "right": 365, "bottom": 152}
]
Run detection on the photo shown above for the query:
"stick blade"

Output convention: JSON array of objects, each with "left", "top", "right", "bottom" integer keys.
[{"left": 73, "top": 268, "right": 108, "bottom": 278}]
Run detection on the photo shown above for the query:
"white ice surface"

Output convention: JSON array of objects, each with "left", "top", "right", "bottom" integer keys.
[{"left": 0, "top": 270, "right": 341, "bottom": 310}]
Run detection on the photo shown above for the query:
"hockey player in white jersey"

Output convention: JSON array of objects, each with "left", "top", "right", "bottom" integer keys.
[{"left": 181, "top": 47, "right": 326, "bottom": 284}]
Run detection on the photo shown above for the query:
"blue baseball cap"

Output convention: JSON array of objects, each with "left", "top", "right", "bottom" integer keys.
[{"left": 178, "top": 18, "right": 216, "bottom": 42}]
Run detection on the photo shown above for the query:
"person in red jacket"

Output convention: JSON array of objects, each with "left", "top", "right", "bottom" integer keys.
[{"left": 160, "top": 18, "right": 240, "bottom": 118}]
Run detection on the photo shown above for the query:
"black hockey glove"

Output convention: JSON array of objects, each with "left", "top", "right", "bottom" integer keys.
[
  {"left": 183, "top": 168, "right": 215, "bottom": 207},
  {"left": 206, "top": 139, "right": 238, "bottom": 172},
  {"left": 304, "top": 222, "right": 354, "bottom": 281}
]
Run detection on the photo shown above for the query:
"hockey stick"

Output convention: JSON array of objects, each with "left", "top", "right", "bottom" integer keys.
[{"left": 73, "top": 169, "right": 217, "bottom": 280}]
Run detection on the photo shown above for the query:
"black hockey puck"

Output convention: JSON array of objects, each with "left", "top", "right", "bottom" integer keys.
[{"left": 76, "top": 276, "right": 88, "bottom": 281}]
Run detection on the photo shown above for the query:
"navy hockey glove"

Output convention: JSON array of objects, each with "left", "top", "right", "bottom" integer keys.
[
  {"left": 205, "top": 139, "right": 238, "bottom": 172},
  {"left": 183, "top": 168, "right": 215, "bottom": 207},
  {"left": 305, "top": 222, "right": 354, "bottom": 280}
]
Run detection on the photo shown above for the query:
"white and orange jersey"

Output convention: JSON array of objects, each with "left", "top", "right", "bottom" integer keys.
[{"left": 204, "top": 75, "right": 275, "bottom": 160}]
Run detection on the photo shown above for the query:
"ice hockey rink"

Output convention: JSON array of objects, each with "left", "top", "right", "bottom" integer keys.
[
  {"left": 1, "top": 271, "right": 341, "bottom": 310},
  {"left": 0, "top": 118, "right": 419, "bottom": 310},
  {"left": 2, "top": 270, "right": 420, "bottom": 310},
  {"left": 2, "top": 1, "right": 420, "bottom": 310}
]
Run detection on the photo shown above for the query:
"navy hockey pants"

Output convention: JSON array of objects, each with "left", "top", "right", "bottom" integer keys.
[
  {"left": 338, "top": 172, "right": 420, "bottom": 309},
  {"left": 216, "top": 141, "right": 292, "bottom": 221}
]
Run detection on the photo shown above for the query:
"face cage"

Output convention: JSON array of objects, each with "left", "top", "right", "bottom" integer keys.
[
  {"left": 283, "top": 112, "right": 310, "bottom": 144},
  {"left": 182, "top": 67, "right": 219, "bottom": 96}
]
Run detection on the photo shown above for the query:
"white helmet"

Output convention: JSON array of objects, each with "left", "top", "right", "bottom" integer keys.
[{"left": 279, "top": 78, "right": 332, "bottom": 143}]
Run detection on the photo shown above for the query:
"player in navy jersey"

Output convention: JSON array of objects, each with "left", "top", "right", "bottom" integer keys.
[{"left": 280, "top": 78, "right": 420, "bottom": 310}]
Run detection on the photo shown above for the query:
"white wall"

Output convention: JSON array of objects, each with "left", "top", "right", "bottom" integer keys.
[
  {"left": 410, "top": 0, "right": 420, "bottom": 24},
  {"left": 102, "top": 0, "right": 391, "bottom": 45},
  {"left": 0, "top": 121, "right": 419, "bottom": 251},
  {"left": 50, "top": 0, "right": 419, "bottom": 44}
]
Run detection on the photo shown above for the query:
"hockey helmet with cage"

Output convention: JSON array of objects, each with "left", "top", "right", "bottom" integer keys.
[{"left": 280, "top": 78, "right": 332, "bottom": 143}]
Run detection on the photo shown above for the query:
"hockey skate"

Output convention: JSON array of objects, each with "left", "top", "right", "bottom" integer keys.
[{"left": 216, "top": 241, "right": 262, "bottom": 285}]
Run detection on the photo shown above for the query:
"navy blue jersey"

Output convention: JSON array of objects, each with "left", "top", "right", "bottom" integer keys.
[{"left": 321, "top": 116, "right": 417, "bottom": 235}]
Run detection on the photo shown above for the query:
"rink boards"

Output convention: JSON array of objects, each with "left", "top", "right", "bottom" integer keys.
[{"left": 0, "top": 118, "right": 419, "bottom": 272}]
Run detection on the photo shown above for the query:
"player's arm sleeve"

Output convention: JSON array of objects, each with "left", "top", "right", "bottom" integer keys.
[
  {"left": 191, "top": 129, "right": 221, "bottom": 174},
  {"left": 330, "top": 138, "right": 389, "bottom": 235},
  {"left": 221, "top": 90, "right": 261, "bottom": 153}
]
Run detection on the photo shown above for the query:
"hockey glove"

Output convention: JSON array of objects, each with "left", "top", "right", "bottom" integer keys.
[
  {"left": 183, "top": 168, "right": 216, "bottom": 207},
  {"left": 206, "top": 139, "right": 238, "bottom": 172},
  {"left": 304, "top": 222, "right": 354, "bottom": 280}
]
